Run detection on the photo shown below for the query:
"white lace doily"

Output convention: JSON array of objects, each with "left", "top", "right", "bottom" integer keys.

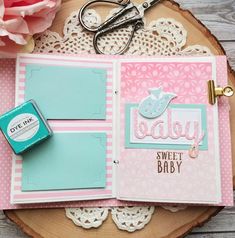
[
  {"left": 66, "top": 206, "right": 155, "bottom": 232},
  {"left": 33, "top": 7, "right": 211, "bottom": 232},
  {"left": 66, "top": 207, "right": 109, "bottom": 229},
  {"left": 111, "top": 206, "right": 155, "bottom": 232},
  {"left": 34, "top": 9, "right": 211, "bottom": 56}
]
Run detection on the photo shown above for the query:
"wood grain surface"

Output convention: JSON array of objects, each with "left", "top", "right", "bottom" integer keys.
[{"left": 1, "top": 0, "right": 235, "bottom": 237}]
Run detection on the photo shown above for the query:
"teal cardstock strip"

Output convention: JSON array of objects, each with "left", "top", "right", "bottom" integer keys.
[
  {"left": 125, "top": 104, "right": 208, "bottom": 150},
  {"left": 25, "top": 64, "right": 107, "bottom": 119},
  {"left": 22, "top": 133, "right": 107, "bottom": 191}
]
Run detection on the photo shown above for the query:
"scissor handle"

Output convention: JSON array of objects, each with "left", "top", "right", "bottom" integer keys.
[
  {"left": 79, "top": 0, "right": 133, "bottom": 32},
  {"left": 93, "top": 17, "right": 143, "bottom": 54}
]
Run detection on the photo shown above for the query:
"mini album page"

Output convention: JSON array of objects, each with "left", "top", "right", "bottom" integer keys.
[
  {"left": 7, "top": 54, "right": 233, "bottom": 206},
  {"left": 116, "top": 56, "right": 233, "bottom": 205},
  {"left": 11, "top": 54, "right": 117, "bottom": 204}
]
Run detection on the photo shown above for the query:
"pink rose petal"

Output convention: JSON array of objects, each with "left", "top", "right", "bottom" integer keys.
[
  {"left": 1, "top": 18, "right": 29, "bottom": 34},
  {"left": 0, "top": 0, "right": 61, "bottom": 57},
  {"left": 4, "top": 1, "right": 43, "bottom": 8},
  {"left": 5, "top": 1, "right": 56, "bottom": 16},
  {"left": 0, "top": 28, "right": 27, "bottom": 44}
]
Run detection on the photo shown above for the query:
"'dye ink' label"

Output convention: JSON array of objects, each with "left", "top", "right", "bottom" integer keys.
[
  {"left": 0, "top": 100, "right": 52, "bottom": 154},
  {"left": 7, "top": 113, "right": 40, "bottom": 142}
]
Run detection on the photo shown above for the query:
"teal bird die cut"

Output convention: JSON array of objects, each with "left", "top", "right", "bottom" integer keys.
[{"left": 139, "top": 88, "right": 177, "bottom": 119}]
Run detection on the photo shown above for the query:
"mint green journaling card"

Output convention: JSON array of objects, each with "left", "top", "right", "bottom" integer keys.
[
  {"left": 22, "top": 133, "right": 107, "bottom": 191},
  {"left": 25, "top": 64, "right": 107, "bottom": 119}
]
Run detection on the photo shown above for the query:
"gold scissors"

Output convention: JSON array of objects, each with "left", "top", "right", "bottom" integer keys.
[{"left": 79, "top": 0, "right": 161, "bottom": 54}]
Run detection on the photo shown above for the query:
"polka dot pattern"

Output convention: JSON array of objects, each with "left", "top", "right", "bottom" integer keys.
[{"left": 217, "top": 57, "right": 234, "bottom": 206}]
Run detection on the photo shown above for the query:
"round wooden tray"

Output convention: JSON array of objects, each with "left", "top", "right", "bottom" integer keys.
[{"left": 5, "top": 0, "right": 235, "bottom": 237}]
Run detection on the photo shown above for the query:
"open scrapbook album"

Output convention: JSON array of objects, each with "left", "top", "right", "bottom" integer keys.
[{"left": 0, "top": 53, "right": 233, "bottom": 209}]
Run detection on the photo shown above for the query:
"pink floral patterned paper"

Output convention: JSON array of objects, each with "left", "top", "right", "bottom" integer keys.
[{"left": 117, "top": 57, "right": 233, "bottom": 206}]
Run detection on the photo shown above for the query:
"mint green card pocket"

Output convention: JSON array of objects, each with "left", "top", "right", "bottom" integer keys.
[
  {"left": 25, "top": 65, "right": 107, "bottom": 119},
  {"left": 22, "top": 133, "right": 107, "bottom": 191}
]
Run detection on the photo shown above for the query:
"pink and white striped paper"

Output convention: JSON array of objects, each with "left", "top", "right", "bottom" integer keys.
[{"left": 12, "top": 54, "right": 116, "bottom": 204}]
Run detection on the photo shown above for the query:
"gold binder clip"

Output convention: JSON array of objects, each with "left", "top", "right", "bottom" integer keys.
[{"left": 208, "top": 80, "right": 234, "bottom": 105}]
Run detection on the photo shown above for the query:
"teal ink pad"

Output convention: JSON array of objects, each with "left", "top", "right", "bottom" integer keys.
[{"left": 0, "top": 100, "right": 52, "bottom": 155}]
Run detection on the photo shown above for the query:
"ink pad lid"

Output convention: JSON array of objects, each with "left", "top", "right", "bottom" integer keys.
[{"left": 0, "top": 100, "right": 52, "bottom": 154}]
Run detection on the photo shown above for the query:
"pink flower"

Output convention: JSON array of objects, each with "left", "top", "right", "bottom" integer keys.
[{"left": 0, "top": 0, "right": 61, "bottom": 57}]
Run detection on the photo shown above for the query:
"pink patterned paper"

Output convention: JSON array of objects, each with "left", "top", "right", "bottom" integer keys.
[
  {"left": 0, "top": 55, "right": 233, "bottom": 209},
  {"left": 0, "top": 56, "right": 135, "bottom": 209},
  {"left": 11, "top": 55, "right": 114, "bottom": 204},
  {"left": 117, "top": 57, "right": 233, "bottom": 206}
]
